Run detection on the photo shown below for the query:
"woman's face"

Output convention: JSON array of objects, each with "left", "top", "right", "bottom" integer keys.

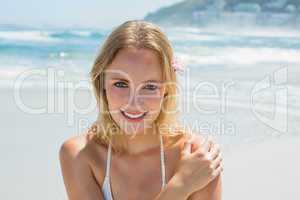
[{"left": 104, "top": 47, "right": 166, "bottom": 136}]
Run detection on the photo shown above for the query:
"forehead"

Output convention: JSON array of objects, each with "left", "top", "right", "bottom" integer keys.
[{"left": 105, "top": 47, "right": 163, "bottom": 81}]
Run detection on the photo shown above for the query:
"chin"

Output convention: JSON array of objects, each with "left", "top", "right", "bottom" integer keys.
[{"left": 119, "top": 121, "right": 156, "bottom": 136}]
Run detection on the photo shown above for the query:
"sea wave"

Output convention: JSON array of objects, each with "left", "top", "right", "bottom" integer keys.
[
  {"left": 176, "top": 47, "right": 300, "bottom": 66},
  {"left": 167, "top": 26, "right": 300, "bottom": 39},
  {"left": 0, "top": 31, "right": 57, "bottom": 42},
  {"left": 50, "top": 31, "right": 104, "bottom": 40},
  {"left": 0, "top": 30, "right": 104, "bottom": 43}
]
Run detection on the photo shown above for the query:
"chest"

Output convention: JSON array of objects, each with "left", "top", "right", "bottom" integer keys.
[
  {"left": 108, "top": 150, "right": 179, "bottom": 200},
  {"left": 111, "top": 169, "right": 162, "bottom": 200}
]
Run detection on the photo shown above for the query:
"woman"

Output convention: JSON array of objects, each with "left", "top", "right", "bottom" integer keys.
[{"left": 59, "top": 20, "right": 223, "bottom": 200}]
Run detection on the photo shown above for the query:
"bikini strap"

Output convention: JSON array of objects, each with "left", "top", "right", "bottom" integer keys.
[
  {"left": 105, "top": 143, "right": 112, "bottom": 178},
  {"left": 160, "top": 134, "right": 166, "bottom": 187}
]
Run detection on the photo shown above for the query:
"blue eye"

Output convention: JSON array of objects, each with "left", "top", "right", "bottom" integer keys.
[
  {"left": 114, "top": 81, "right": 128, "bottom": 88},
  {"left": 143, "top": 84, "right": 158, "bottom": 90}
]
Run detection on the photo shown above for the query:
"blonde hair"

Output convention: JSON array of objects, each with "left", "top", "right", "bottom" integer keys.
[{"left": 88, "top": 20, "right": 186, "bottom": 154}]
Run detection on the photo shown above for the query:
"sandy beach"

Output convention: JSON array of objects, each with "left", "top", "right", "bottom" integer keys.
[{"left": 223, "top": 136, "right": 300, "bottom": 200}]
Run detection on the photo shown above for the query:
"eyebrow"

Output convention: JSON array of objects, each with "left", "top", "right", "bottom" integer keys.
[{"left": 110, "top": 78, "right": 163, "bottom": 83}]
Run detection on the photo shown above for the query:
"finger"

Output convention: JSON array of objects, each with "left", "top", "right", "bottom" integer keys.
[
  {"left": 212, "top": 162, "right": 223, "bottom": 178},
  {"left": 202, "top": 136, "right": 213, "bottom": 152},
  {"left": 211, "top": 154, "right": 222, "bottom": 169},
  {"left": 210, "top": 143, "right": 221, "bottom": 160},
  {"left": 208, "top": 137, "right": 215, "bottom": 152},
  {"left": 182, "top": 139, "right": 192, "bottom": 155},
  {"left": 208, "top": 139, "right": 217, "bottom": 152},
  {"left": 192, "top": 136, "right": 211, "bottom": 156}
]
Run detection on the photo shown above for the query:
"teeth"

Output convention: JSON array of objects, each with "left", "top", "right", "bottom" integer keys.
[{"left": 122, "top": 110, "right": 145, "bottom": 119}]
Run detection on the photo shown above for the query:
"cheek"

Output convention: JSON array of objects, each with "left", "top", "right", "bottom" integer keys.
[
  {"left": 142, "top": 95, "right": 165, "bottom": 114},
  {"left": 106, "top": 87, "right": 130, "bottom": 107},
  {"left": 141, "top": 88, "right": 166, "bottom": 111},
  {"left": 144, "top": 96, "right": 163, "bottom": 106}
]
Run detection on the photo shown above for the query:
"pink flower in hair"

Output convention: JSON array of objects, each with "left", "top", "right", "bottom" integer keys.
[{"left": 171, "top": 56, "right": 185, "bottom": 73}]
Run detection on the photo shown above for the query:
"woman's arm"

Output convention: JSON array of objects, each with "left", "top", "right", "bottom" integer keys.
[
  {"left": 59, "top": 137, "right": 104, "bottom": 200},
  {"left": 155, "top": 134, "right": 223, "bottom": 200},
  {"left": 188, "top": 174, "right": 222, "bottom": 200},
  {"left": 154, "top": 176, "right": 191, "bottom": 200},
  {"left": 188, "top": 135, "right": 223, "bottom": 200},
  {"left": 153, "top": 174, "right": 222, "bottom": 200}
]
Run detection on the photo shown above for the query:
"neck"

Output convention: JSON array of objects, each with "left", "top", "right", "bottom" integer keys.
[{"left": 121, "top": 125, "right": 162, "bottom": 156}]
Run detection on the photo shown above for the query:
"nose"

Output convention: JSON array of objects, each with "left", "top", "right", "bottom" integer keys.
[{"left": 124, "top": 89, "right": 145, "bottom": 111}]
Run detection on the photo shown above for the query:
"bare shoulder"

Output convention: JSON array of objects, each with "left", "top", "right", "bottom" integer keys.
[
  {"left": 59, "top": 133, "right": 93, "bottom": 163},
  {"left": 59, "top": 134, "right": 86, "bottom": 156},
  {"left": 59, "top": 133, "right": 106, "bottom": 200},
  {"left": 164, "top": 132, "right": 208, "bottom": 162},
  {"left": 59, "top": 132, "right": 108, "bottom": 177},
  {"left": 174, "top": 132, "right": 207, "bottom": 151}
]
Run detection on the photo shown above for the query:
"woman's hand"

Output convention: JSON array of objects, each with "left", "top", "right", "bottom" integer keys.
[{"left": 170, "top": 135, "right": 223, "bottom": 197}]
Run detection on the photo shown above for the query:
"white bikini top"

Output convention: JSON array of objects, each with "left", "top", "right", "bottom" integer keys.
[{"left": 101, "top": 134, "right": 166, "bottom": 200}]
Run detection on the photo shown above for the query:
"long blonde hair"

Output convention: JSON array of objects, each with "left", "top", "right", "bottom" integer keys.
[{"left": 88, "top": 20, "right": 186, "bottom": 154}]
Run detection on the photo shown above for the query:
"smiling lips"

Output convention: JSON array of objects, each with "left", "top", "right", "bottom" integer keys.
[{"left": 120, "top": 109, "right": 147, "bottom": 122}]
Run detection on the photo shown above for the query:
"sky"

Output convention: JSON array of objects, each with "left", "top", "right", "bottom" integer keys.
[{"left": 0, "top": 0, "right": 183, "bottom": 29}]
